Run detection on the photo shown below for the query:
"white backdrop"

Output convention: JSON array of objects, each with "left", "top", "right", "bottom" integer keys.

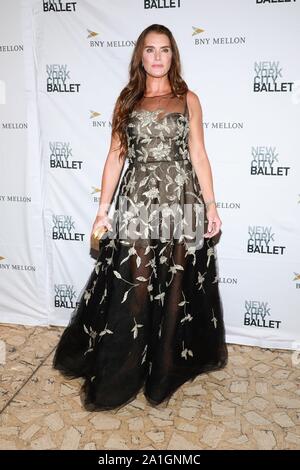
[{"left": 0, "top": 0, "right": 299, "bottom": 350}]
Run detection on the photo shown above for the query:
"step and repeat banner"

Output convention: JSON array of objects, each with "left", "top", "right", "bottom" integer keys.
[{"left": 1, "top": 0, "right": 299, "bottom": 350}]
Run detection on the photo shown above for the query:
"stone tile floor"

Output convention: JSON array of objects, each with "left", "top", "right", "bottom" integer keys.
[{"left": 0, "top": 323, "right": 299, "bottom": 450}]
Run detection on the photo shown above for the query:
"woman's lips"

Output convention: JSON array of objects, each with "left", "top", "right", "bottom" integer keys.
[{"left": 152, "top": 64, "right": 163, "bottom": 68}]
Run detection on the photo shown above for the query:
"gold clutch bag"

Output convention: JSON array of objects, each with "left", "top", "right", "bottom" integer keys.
[
  {"left": 93, "top": 226, "right": 108, "bottom": 240},
  {"left": 90, "top": 226, "right": 108, "bottom": 254}
]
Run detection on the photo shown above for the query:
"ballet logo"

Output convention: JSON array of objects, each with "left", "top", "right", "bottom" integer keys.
[
  {"left": 43, "top": 1, "right": 77, "bottom": 12},
  {"left": 247, "top": 226, "right": 286, "bottom": 255},
  {"left": 253, "top": 61, "right": 294, "bottom": 93},
  {"left": 46, "top": 65, "right": 80, "bottom": 93},
  {"left": 244, "top": 300, "right": 281, "bottom": 329},
  {"left": 52, "top": 215, "right": 84, "bottom": 241},
  {"left": 144, "top": 0, "right": 182, "bottom": 9},
  {"left": 250, "top": 146, "right": 290, "bottom": 176},
  {"left": 256, "top": 0, "right": 297, "bottom": 4},
  {"left": 54, "top": 284, "right": 79, "bottom": 308},
  {"left": 49, "top": 142, "right": 83, "bottom": 169},
  {"left": 294, "top": 272, "right": 300, "bottom": 289}
]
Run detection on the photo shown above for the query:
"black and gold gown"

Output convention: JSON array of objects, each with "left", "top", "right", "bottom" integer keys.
[{"left": 53, "top": 91, "right": 228, "bottom": 410}]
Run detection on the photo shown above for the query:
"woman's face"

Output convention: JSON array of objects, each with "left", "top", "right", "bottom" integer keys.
[{"left": 142, "top": 32, "right": 172, "bottom": 78}]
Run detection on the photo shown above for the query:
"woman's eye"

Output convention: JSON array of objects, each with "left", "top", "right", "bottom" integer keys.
[{"left": 145, "top": 47, "right": 170, "bottom": 53}]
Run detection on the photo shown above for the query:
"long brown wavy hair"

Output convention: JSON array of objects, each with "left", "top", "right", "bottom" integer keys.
[{"left": 111, "top": 24, "right": 188, "bottom": 161}]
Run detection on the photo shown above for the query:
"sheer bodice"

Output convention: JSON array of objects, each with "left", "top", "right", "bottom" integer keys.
[{"left": 126, "top": 92, "right": 190, "bottom": 164}]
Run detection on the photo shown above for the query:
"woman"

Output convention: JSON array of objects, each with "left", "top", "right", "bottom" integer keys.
[{"left": 53, "top": 24, "right": 228, "bottom": 411}]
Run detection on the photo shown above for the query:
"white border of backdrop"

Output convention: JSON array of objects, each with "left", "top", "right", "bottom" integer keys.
[{"left": 0, "top": 0, "right": 299, "bottom": 350}]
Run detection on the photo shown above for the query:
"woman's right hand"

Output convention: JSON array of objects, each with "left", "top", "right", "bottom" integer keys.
[{"left": 91, "top": 214, "right": 112, "bottom": 240}]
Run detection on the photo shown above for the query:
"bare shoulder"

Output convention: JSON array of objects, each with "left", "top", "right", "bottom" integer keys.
[{"left": 186, "top": 90, "right": 202, "bottom": 118}]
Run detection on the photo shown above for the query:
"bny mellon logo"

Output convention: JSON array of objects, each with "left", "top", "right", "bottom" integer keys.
[
  {"left": 192, "top": 27, "right": 205, "bottom": 36},
  {"left": 90, "top": 111, "right": 101, "bottom": 119},
  {"left": 294, "top": 273, "right": 300, "bottom": 281},
  {"left": 294, "top": 273, "right": 300, "bottom": 289},
  {"left": 91, "top": 187, "right": 101, "bottom": 194},
  {"left": 87, "top": 29, "right": 98, "bottom": 39}
]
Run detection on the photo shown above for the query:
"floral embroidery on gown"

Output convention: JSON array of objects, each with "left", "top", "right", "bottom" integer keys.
[{"left": 52, "top": 91, "right": 228, "bottom": 411}]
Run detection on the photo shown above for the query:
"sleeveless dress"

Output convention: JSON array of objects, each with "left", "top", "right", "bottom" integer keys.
[{"left": 52, "top": 91, "right": 228, "bottom": 411}]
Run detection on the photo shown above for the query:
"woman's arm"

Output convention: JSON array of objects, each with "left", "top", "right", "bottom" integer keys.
[
  {"left": 96, "top": 132, "right": 126, "bottom": 217},
  {"left": 186, "top": 90, "right": 222, "bottom": 238},
  {"left": 186, "top": 90, "right": 216, "bottom": 206}
]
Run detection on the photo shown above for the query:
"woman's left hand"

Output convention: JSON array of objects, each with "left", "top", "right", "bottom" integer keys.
[{"left": 204, "top": 206, "right": 222, "bottom": 238}]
